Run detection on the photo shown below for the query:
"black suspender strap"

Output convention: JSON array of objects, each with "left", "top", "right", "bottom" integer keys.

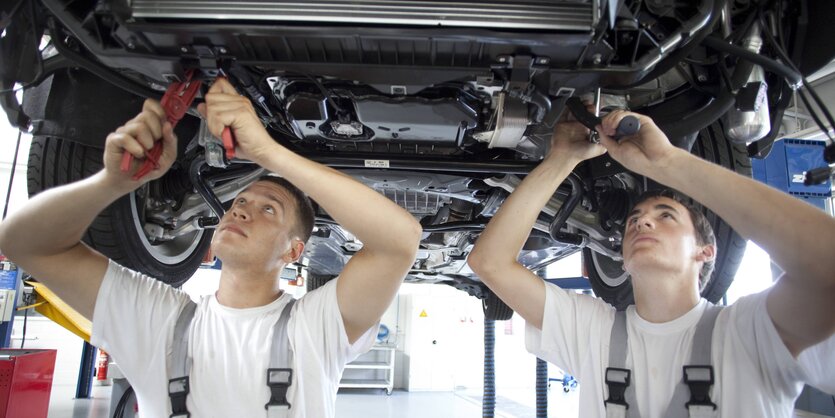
[
  {"left": 168, "top": 301, "right": 197, "bottom": 418},
  {"left": 604, "top": 310, "right": 640, "bottom": 418},
  {"left": 605, "top": 304, "right": 724, "bottom": 418},
  {"left": 265, "top": 298, "right": 297, "bottom": 417},
  {"left": 604, "top": 367, "right": 631, "bottom": 407},
  {"left": 663, "top": 304, "right": 724, "bottom": 418},
  {"left": 168, "top": 377, "right": 190, "bottom": 418},
  {"left": 683, "top": 365, "right": 716, "bottom": 408},
  {"left": 165, "top": 297, "right": 297, "bottom": 418}
]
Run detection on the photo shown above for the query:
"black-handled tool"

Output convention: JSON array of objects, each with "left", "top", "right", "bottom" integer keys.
[
  {"left": 565, "top": 97, "right": 640, "bottom": 141},
  {"left": 803, "top": 166, "right": 833, "bottom": 186}
]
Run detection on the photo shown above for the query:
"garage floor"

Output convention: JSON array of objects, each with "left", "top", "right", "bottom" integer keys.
[
  {"left": 44, "top": 385, "right": 831, "bottom": 418},
  {"left": 47, "top": 387, "right": 496, "bottom": 418}
]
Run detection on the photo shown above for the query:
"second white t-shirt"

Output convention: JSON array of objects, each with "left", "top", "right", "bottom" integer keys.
[{"left": 526, "top": 282, "right": 834, "bottom": 418}]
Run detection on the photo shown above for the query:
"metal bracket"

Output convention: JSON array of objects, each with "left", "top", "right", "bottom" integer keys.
[{"left": 178, "top": 44, "right": 233, "bottom": 76}]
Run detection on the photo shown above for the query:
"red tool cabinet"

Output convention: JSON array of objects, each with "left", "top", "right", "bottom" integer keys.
[{"left": 0, "top": 349, "right": 57, "bottom": 418}]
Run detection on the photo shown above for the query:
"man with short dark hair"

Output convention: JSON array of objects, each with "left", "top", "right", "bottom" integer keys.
[
  {"left": 468, "top": 110, "right": 835, "bottom": 417},
  {"left": 254, "top": 175, "right": 317, "bottom": 243},
  {"left": 630, "top": 189, "right": 716, "bottom": 291},
  {"left": 0, "top": 78, "right": 422, "bottom": 417}
]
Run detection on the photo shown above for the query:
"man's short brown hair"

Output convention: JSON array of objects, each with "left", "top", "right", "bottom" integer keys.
[
  {"left": 255, "top": 175, "right": 316, "bottom": 244},
  {"left": 629, "top": 189, "right": 716, "bottom": 291}
]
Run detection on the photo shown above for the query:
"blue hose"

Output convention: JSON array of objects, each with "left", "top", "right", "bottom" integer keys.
[
  {"left": 536, "top": 358, "right": 548, "bottom": 417},
  {"left": 483, "top": 318, "right": 496, "bottom": 418}
]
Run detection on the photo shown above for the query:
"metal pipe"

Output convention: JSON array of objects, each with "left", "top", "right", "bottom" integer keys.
[
  {"left": 653, "top": 35, "right": 759, "bottom": 139},
  {"left": 422, "top": 221, "right": 486, "bottom": 232},
  {"left": 484, "top": 175, "right": 607, "bottom": 241},
  {"left": 526, "top": 90, "right": 551, "bottom": 123},
  {"left": 702, "top": 36, "right": 802, "bottom": 88},
  {"left": 320, "top": 217, "right": 491, "bottom": 233},
  {"left": 174, "top": 164, "right": 265, "bottom": 220},
  {"left": 483, "top": 318, "right": 496, "bottom": 418},
  {"left": 301, "top": 154, "right": 537, "bottom": 174},
  {"left": 189, "top": 159, "right": 226, "bottom": 220},
  {"left": 2, "top": 131, "right": 21, "bottom": 220},
  {"left": 720, "top": 1, "right": 733, "bottom": 39},
  {"left": 76, "top": 343, "right": 96, "bottom": 399},
  {"left": 205, "top": 165, "right": 263, "bottom": 185},
  {"left": 536, "top": 358, "right": 548, "bottom": 418},
  {"left": 607, "top": 0, "right": 722, "bottom": 89},
  {"left": 320, "top": 216, "right": 561, "bottom": 242},
  {"left": 549, "top": 174, "right": 583, "bottom": 243}
]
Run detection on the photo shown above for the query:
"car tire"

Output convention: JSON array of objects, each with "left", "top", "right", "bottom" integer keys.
[
  {"left": 482, "top": 291, "right": 514, "bottom": 321},
  {"left": 27, "top": 136, "right": 213, "bottom": 287},
  {"left": 584, "top": 248, "right": 635, "bottom": 311},
  {"left": 585, "top": 119, "right": 749, "bottom": 310}
]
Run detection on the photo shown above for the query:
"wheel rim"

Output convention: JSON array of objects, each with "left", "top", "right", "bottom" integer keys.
[
  {"left": 591, "top": 251, "right": 629, "bottom": 288},
  {"left": 129, "top": 188, "right": 206, "bottom": 265}
]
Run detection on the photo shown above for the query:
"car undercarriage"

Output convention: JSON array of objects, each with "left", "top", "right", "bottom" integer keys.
[{"left": 2, "top": 0, "right": 834, "bottom": 316}]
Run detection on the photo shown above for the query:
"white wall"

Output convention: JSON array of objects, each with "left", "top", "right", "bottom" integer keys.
[{"left": 396, "top": 282, "right": 550, "bottom": 393}]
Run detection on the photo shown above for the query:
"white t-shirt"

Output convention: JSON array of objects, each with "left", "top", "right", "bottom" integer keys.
[
  {"left": 91, "top": 261, "right": 377, "bottom": 418},
  {"left": 526, "top": 282, "right": 835, "bottom": 418}
]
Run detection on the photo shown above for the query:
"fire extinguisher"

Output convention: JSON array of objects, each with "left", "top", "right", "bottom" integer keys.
[{"left": 95, "top": 349, "right": 111, "bottom": 386}]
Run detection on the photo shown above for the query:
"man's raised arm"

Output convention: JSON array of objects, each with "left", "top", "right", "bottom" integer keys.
[
  {"left": 199, "top": 78, "right": 422, "bottom": 343},
  {"left": 468, "top": 120, "right": 605, "bottom": 329},
  {"left": 598, "top": 110, "right": 835, "bottom": 357},
  {"left": 0, "top": 100, "right": 178, "bottom": 320}
]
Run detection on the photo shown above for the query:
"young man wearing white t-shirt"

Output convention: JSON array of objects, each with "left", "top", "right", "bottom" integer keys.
[
  {"left": 0, "top": 77, "right": 422, "bottom": 417},
  {"left": 468, "top": 110, "right": 835, "bottom": 417}
]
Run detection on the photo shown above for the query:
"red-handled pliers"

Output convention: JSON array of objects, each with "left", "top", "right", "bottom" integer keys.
[
  {"left": 120, "top": 71, "right": 238, "bottom": 179},
  {"left": 215, "top": 74, "right": 237, "bottom": 160},
  {"left": 120, "top": 69, "right": 202, "bottom": 180}
]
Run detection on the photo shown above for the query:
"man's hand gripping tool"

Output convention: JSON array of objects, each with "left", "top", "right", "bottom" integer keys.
[
  {"left": 565, "top": 97, "right": 641, "bottom": 143},
  {"left": 120, "top": 71, "right": 237, "bottom": 180}
]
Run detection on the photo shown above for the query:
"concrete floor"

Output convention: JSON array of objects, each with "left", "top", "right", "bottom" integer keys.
[
  {"left": 43, "top": 386, "right": 834, "bottom": 418},
  {"left": 47, "top": 385, "right": 110, "bottom": 418},
  {"left": 47, "top": 387, "right": 496, "bottom": 418},
  {"left": 46, "top": 385, "right": 577, "bottom": 418}
]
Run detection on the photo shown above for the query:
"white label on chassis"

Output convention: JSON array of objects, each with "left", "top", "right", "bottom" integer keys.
[{"left": 364, "top": 159, "right": 390, "bottom": 168}]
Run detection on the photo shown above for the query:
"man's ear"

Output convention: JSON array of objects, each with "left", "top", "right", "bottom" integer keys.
[
  {"left": 696, "top": 243, "right": 716, "bottom": 263},
  {"left": 282, "top": 239, "right": 305, "bottom": 264}
]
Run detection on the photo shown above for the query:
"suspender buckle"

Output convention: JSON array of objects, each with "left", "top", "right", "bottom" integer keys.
[
  {"left": 168, "top": 376, "right": 191, "bottom": 418},
  {"left": 683, "top": 365, "right": 716, "bottom": 409},
  {"left": 265, "top": 368, "right": 293, "bottom": 411},
  {"left": 604, "top": 367, "right": 631, "bottom": 409}
]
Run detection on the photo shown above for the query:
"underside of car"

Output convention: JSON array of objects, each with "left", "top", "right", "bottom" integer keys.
[{"left": 2, "top": 0, "right": 834, "bottom": 317}]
